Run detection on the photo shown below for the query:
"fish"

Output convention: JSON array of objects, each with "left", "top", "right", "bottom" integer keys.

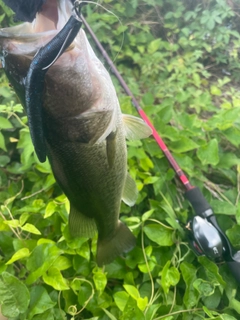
[{"left": 0, "top": 0, "right": 152, "bottom": 265}]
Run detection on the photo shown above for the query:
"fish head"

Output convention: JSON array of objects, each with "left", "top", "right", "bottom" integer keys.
[
  {"left": 0, "top": 0, "right": 119, "bottom": 117},
  {"left": 0, "top": 0, "right": 82, "bottom": 106}
]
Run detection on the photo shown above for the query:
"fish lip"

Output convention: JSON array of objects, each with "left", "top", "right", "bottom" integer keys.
[
  {"left": 41, "top": 0, "right": 73, "bottom": 30},
  {"left": 0, "top": 0, "right": 74, "bottom": 55},
  {"left": 0, "top": 27, "right": 57, "bottom": 39},
  {"left": 0, "top": 0, "right": 73, "bottom": 38},
  {"left": 32, "top": 0, "right": 73, "bottom": 33}
]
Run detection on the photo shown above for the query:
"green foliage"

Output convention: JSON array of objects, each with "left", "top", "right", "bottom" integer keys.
[{"left": 0, "top": 0, "right": 240, "bottom": 319}]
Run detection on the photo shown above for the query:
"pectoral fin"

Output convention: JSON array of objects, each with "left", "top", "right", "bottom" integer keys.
[
  {"left": 122, "top": 114, "right": 152, "bottom": 140},
  {"left": 69, "top": 205, "right": 97, "bottom": 238},
  {"left": 72, "top": 110, "right": 113, "bottom": 144},
  {"left": 106, "top": 130, "right": 117, "bottom": 169},
  {"left": 122, "top": 173, "right": 138, "bottom": 206}
]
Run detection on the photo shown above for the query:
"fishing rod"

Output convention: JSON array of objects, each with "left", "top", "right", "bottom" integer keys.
[{"left": 81, "top": 16, "right": 240, "bottom": 283}]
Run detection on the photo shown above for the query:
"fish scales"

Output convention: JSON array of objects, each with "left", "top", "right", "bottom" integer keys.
[{"left": 0, "top": 0, "right": 152, "bottom": 265}]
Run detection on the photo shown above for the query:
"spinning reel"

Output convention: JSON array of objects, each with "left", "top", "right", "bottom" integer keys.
[{"left": 185, "top": 187, "right": 240, "bottom": 283}]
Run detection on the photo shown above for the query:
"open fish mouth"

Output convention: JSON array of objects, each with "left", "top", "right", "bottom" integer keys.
[
  {"left": 33, "top": 0, "right": 74, "bottom": 32},
  {"left": 0, "top": 0, "right": 74, "bottom": 50}
]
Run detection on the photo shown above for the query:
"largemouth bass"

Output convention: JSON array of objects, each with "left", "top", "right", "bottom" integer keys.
[{"left": 0, "top": 0, "right": 152, "bottom": 265}]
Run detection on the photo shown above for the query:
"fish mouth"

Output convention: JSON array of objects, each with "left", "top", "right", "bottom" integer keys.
[
  {"left": 0, "top": 0, "right": 74, "bottom": 54},
  {"left": 0, "top": 0, "right": 73, "bottom": 38},
  {"left": 34, "top": 0, "right": 73, "bottom": 33}
]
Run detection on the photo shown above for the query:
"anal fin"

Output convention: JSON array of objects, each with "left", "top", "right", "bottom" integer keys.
[
  {"left": 69, "top": 206, "right": 97, "bottom": 238},
  {"left": 122, "top": 173, "right": 138, "bottom": 206}
]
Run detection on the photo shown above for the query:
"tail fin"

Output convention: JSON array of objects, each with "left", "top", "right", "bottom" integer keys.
[{"left": 96, "top": 221, "right": 136, "bottom": 266}]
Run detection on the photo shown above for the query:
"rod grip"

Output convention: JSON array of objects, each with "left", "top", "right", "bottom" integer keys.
[
  {"left": 185, "top": 187, "right": 212, "bottom": 216},
  {"left": 227, "top": 260, "right": 240, "bottom": 284}
]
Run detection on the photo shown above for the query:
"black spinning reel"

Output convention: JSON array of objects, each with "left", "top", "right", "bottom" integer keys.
[{"left": 185, "top": 187, "right": 240, "bottom": 283}]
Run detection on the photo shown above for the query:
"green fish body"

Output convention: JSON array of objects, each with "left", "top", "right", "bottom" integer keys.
[{"left": 0, "top": 0, "right": 152, "bottom": 265}]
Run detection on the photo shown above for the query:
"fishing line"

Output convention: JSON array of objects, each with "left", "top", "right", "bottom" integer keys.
[
  {"left": 42, "top": 28, "right": 76, "bottom": 70},
  {"left": 74, "top": 0, "right": 124, "bottom": 68}
]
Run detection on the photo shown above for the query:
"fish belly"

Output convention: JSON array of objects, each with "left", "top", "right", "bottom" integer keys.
[{"left": 46, "top": 126, "right": 126, "bottom": 235}]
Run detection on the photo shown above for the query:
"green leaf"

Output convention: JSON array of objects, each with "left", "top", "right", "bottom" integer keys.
[
  {"left": 226, "top": 225, "right": 240, "bottom": 248},
  {"left": 169, "top": 137, "right": 199, "bottom": 153},
  {"left": 51, "top": 256, "right": 72, "bottom": 271},
  {"left": 77, "top": 281, "right": 94, "bottom": 307},
  {"left": 0, "top": 116, "right": 13, "bottom": 129},
  {"left": 105, "top": 259, "right": 127, "bottom": 279},
  {"left": 229, "top": 298, "right": 240, "bottom": 315},
  {"left": 6, "top": 248, "right": 30, "bottom": 265},
  {"left": 197, "top": 139, "right": 219, "bottom": 165},
  {"left": 114, "top": 291, "right": 129, "bottom": 311},
  {"left": 21, "top": 223, "right": 41, "bottom": 235},
  {"left": 26, "top": 244, "right": 62, "bottom": 284},
  {"left": 207, "top": 17, "right": 215, "bottom": 30},
  {"left": 19, "top": 212, "right": 30, "bottom": 226},
  {"left": 180, "top": 262, "right": 199, "bottom": 308},
  {"left": 44, "top": 201, "right": 57, "bottom": 219},
  {"left": 3, "top": 219, "right": 19, "bottom": 228},
  {"left": 17, "top": 129, "right": 34, "bottom": 166},
  {"left": 120, "top": 296, "right": 145, "bottom": 320},
  {"left": 28, "top": 286, "right": 56, "bottom": 319},
  {"left": 123, "top": 285, "right": 140, "bottom": 300},
  {"left": 142, "top": 209, "right": 155, "bottom": 222},
  {"left": 145, "top": 304, "right": 161, "bottom": 320},
  {"left": 137, "top": 296, "right": 148, "bottom": 311},
  {"left": 221, "top": 314, "right": 238, "bottom": 320},
  {"left": 202, "top": 306, "right": 218, "bottom": 318},
  {"left": 31, "top": 309, "right": 54, "bottom": 320},
  {"left": 198, "top": 256, "right": 225, "bottom": 286},
  {"left": 0, "top": 155, "right": 10, "bottom": 167},
  {"left": 125, "top": 247, "right": 145, "bottom": 269},
  {"left": 102, "top": 308, "right": 118, "bottom": 320},
  {"left": 193, "top": 279, "right": 215, "bottom": 296},
  {"left": 144, "top": 176, "right": 160, "bottom": 184},
  {"left": 93, "top": 269, "right": 107, "bottom": 292},
  {"left": 0, "top": 272, "right": 30, "bottom": 318},
  {"left": 76, "top": 241, "right": 90, "bottom": 261},
  {"left": 148, "top": 39, "right": 161, "bottom": 54},
  {"left": 143, "top": 223, "right": 174, "bottom": 246},
  {"left": 210, "top": 85, "right": 222, "bottom": 96},
  {"left": 223, "top": 127, "right": 240, "bottom": 147},
  {"left": 0, "top": 131, "right": 6, "bottom": 151},
  {"left": 202, "top": 287, "right": 222, "bottom": 310},
  {"left": 211, "top": 200, "right": 236, "bottom": 215},
  {"left": 42, "top": 267, "right": 69, "bottom": 290},
  {"left": 161, "top": 261, "right": 180, "bottom": 294}
]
